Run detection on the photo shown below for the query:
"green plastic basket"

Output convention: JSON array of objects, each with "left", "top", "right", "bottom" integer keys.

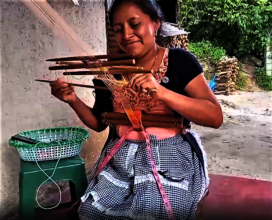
[{"left": 9, "top": 127, "right": 90, "bottom": 162}]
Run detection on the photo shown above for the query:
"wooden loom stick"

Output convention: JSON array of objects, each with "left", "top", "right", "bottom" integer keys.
[
  {"left": 109, "top": 66, "right": 144, "bottom": 70},
  {"left": 47, "top": 54, "right": 131, "bottom": 62},
  {"left": 49, "top": 59, "right": 136, "bottom": 70},
  {"left": 56, "top": 61, "right": 83, "bottom": 65},
  {"left": 101, "top": 112, "right": 183, "bottom": 123},
  {"left": 56, "top": 62, "right": 143, "bottom": 70},
  {"left": 102, "top": 118, "right": 178, "bottom": 128},
  {"left": 35, "top": 79, "right": 109, "bottom": 90},
  {"left": 63, "top": 69, "right": 152, "bottom": 75}
]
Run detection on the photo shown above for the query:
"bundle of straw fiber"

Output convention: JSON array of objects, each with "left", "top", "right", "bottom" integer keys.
[{"left": 214, "top": 57, "right": 239, "bottom": 95}]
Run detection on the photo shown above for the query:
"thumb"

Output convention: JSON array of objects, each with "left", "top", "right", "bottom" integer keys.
[{"left": 57, "top": 78, "right": 64, "bottom": 82}]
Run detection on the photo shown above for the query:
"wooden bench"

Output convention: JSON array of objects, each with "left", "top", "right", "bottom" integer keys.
[{"left": 35, "top": 174, "right": 272, "bottom": 220}]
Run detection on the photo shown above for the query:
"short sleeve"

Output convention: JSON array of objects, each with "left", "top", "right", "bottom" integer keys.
[{"left": 178, "top": 49, "right": 203, "bottom": 89}]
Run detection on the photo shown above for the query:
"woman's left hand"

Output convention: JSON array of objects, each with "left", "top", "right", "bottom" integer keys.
[{"left": 128, "top": 73, "right": 164, "bottom": 99}]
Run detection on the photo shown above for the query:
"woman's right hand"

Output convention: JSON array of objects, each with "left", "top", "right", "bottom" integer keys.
[{"left": 50, "top": 78, "right": 77, "bottom": 104}]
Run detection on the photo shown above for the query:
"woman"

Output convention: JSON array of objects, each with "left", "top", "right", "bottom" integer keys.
[{"left": 50, "top": 0, "right": 223, "bottom": 219}]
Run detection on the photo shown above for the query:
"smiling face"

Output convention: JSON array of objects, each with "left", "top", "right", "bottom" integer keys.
[{"left": 112, "top": 3, "right": 160, "bottom": 58}]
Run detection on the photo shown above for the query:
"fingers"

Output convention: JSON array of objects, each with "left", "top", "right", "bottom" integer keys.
[
  {"left": 60, "top": 87, "right": 73, "bottom": 94},
  {"left": 139, "top": 82, "right": 151, "bottom": 93},
  {"left": 51, "top": 84, "right": 74, "bottom": 96},
  {"left": 49, "top": 78, "right": 66, "bottom": 86},
  {"left": 50, "top": 78, "right": 70, "bottom": 93},
  {"left": 49, "top": 78, "right": 75, "bottom": 103},
  {"left": 131, "top": 74, "right": 157, "bottom": 92},
  {"left": 128, "top": 74, "right": 148, "bottom": 88},
  {"left": 129, "top": 74, "right": 150, "bottom": 91},
  {"left": 50, "top": 77, "right": 62, "bottom": 86},
  {"left": 59, "top": 88, "right": 75, "bottom": 101},
  {"left": 133, "top": 78, "right": 151, "bottom": 93},
  {"left": 61, "top": 88, "right": 74, "bottom": 96}
]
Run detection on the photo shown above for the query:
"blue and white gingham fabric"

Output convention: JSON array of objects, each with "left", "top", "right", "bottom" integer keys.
[{"left": 79, "top": 133, "right": 206, "bottom": 220}]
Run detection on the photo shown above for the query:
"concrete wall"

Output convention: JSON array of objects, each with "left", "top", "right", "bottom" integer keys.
[{"left": 0, "top": 0, "right": 108, "bottom": 219}]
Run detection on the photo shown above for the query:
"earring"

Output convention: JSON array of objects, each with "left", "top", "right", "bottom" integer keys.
[{"left": 155, "top": 30, "right": 158, "bottom": 36}]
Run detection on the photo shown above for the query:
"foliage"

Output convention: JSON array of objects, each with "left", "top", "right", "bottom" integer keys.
[
  {"left": 189, "top": 40, "right": 226, "bottom": 65},
  {"left": 254, "top": 67, "right": 272, "bottom": 90},
  {"left": 178, "top": 0, "right": 272, "bottom": 59}
]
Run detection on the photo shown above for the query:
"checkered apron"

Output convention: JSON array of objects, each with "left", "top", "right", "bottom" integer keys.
[{"left": 78, "top": 130, "right": 208, "bottom": 220}]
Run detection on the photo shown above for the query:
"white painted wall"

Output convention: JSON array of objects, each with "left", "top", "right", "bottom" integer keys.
[{"left": 0, "top": 0, "right": 108, "bottom": 219}]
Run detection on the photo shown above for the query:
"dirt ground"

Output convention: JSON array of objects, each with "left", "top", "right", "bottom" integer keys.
[{"left": 193, "top": 91, "right": 272, "bottom": 181}]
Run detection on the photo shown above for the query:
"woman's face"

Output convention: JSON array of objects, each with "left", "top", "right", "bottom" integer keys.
[{"left": 112, "top": 3, "right": 160, "bottom": 58}]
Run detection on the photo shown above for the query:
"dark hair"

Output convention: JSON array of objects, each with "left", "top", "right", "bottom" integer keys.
[{"left": 109, "top": 0, "right": 164, "bottom": 34}]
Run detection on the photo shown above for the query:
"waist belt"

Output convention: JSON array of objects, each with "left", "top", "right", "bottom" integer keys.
[{"left": 101, "top": 111, "right": 186, "bottom": 129}]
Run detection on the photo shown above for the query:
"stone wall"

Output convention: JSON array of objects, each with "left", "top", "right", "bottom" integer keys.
[{"left": 0, "top": 0, "right": 108, "bottom": 219}]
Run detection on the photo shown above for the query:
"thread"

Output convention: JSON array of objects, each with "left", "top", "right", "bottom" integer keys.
[{"left": 34, "top": 141, "right": 63, "bottom": 210}]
